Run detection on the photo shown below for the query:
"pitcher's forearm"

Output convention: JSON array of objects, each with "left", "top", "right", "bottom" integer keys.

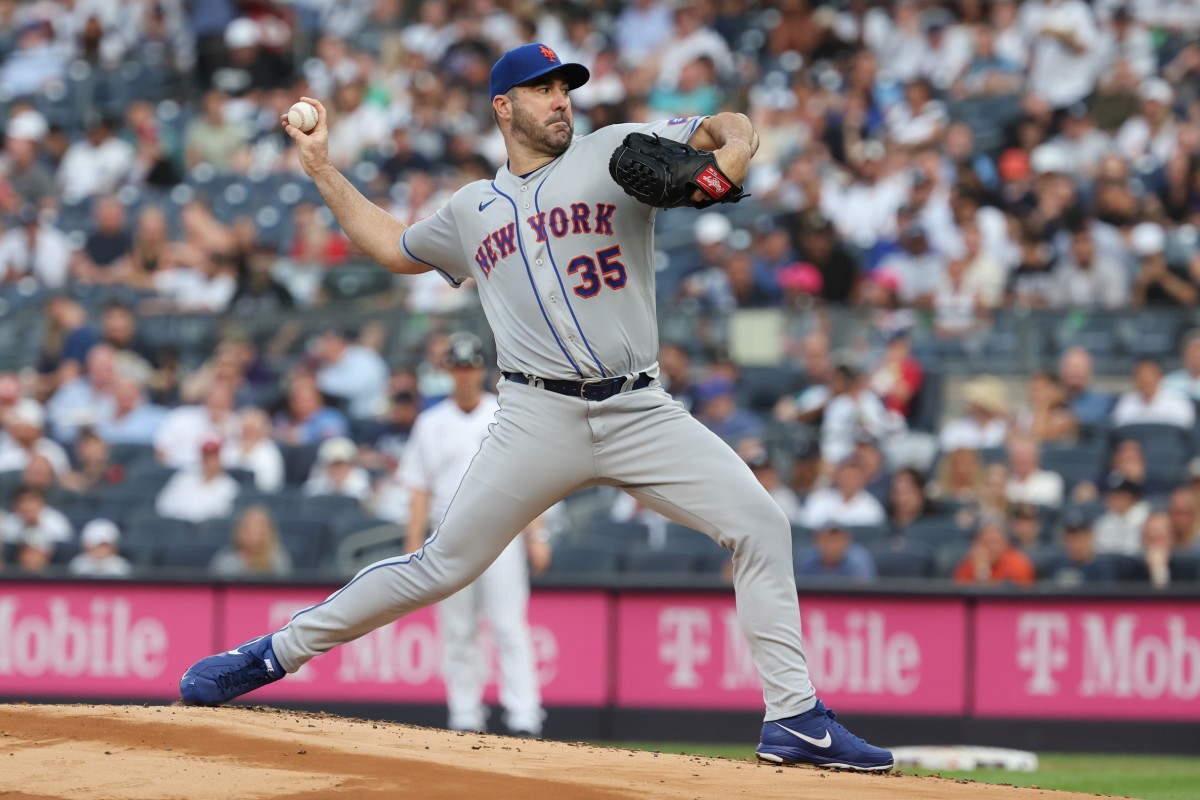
[{"left": 309, "top": 164, "right": 415, "bottom": 275}]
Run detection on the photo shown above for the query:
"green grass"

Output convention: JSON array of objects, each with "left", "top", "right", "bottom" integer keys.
[{"left": 603, "top": 745, "right": 1200, "bottom": 800}]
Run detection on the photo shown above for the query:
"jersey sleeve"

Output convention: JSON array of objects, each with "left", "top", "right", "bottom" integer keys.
[
  {"left": 399, "top": 204, "right": 472, "bottom": 288},
  {"left": 636, "top": 115, "right": 709, "bottom": 144}
]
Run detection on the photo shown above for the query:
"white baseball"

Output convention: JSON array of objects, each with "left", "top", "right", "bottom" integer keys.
[{"left": 288, "top": 101, "right": 318, "bottom": 133}]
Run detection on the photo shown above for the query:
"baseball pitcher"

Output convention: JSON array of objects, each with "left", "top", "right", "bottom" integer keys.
[{"left": 179, "top": 42, "right": 892, "bottom": 771}]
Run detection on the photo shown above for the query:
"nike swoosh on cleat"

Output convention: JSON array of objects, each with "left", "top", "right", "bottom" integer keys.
[
  {"left": 775, "top": 722, "right": 832, "bottom": 748},
  {"left": 479, "top": 198, "right": 496, "bottom": 212},
  {"left": 226, "top": 648, "right": 245, "bottom": 656}
]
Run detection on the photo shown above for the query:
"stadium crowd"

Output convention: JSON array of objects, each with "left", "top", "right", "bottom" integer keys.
[{"left": 1, "top": 0, "right": 1199, "bottom": 588}]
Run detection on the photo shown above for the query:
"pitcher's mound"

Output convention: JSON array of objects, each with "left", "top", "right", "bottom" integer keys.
[{"left": 0, "top": 704, "right": 1121, "bottom": 800}]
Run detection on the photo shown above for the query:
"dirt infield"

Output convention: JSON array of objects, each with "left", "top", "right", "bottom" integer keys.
[{"left": 0, "top": 704, "right": 1124, "bottom": 800}]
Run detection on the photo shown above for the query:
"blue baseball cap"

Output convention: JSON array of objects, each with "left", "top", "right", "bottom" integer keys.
[{"left": 489, "top": 43, "right": 589, "bottom": 99}]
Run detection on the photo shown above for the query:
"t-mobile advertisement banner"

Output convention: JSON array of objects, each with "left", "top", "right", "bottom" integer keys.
[
  {"left": 0, "top": 584, "right": 213, "bottom": 698},
  {"left": 615, "top": 594, "right": 968, "bottom": 714},
  {"left": 220, "top": 587, "right": 610, "bottom": 706},
  {"left": 975, "top": 601, "right": 1200, "bottom": 719}
]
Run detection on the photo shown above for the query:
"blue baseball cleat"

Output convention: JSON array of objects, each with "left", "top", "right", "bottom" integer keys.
[
  {"left": 179, "top": 634, "right": 285, "bottom": 706},
  {"left": 756, "top": 699, "right": 893, "bottom": 771}
]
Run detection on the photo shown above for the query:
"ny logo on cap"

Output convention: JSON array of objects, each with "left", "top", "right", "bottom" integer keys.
[{"left": 539, "top": 45, "right": 557, "bottom": 63}]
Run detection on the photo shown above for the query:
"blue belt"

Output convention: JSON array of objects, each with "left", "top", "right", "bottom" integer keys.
[{"left": 503, "top": 371, "right": 652, "bottom": 401}]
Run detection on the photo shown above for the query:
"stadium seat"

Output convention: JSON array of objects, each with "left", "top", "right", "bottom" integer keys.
[
  {"left": 278, "top": 519, "right": 333, "bottom": 570},
  {"left": 281, "top": 444, "right": 321, "bottom": 486},
  {"left": 848, "top": 525, "right": 889, "bottom": 547},
  {"left": 737, "top": 366, "right": 804, "bottom": 414},
  {"left": 547, "top": 544, "right": 622, "bottom": 574},
  {"left": 583, "top": 520, "right": 651, "bottom": 547},
  {"left": 870, "top": 541, "right": 934, "bottom": 579},
  {"left": 903, "top": 519, "right": 974, "bottom": 549},
  {"left": 1040, "top": 446, "right": 1107, "bottom": 492},
  {"left": 933, "top": 542, "right": 971, "bottom": 578},
  {"left": 624, "top": 543, "right": 701, "bottom": 573},
  {"left": 303, "top": 494, "right": 364, "bottom": 517},
  {"left": 1112, "top": 424, "right": 1191, "bottom": 486},
  {"left": 791, "top": 525, "right": 813, "bottom": 549},
  {"left": 160, "top": 538, "right": 223, "bottom": 570}
]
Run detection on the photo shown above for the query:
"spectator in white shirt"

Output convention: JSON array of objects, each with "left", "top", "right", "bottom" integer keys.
[
  {"left": 315, "top": 328, "right": 389, "bottom": 420},
  {"left": 1094, "top": 7, "right": 1157, "bottom": 82},
  {"left": 803, "top": 455, "right": 887, "bottom": 530},
  {"left": 2, "top": 484, "right": 72, "bottom": 549},
  {"left": 155, "top": 380, "right": 241, "bottom": 469},
  {"left": 656, "top": 4, "right": 734, "bottom": 91},
  {"left": 1111, "top": 359, "right": 1196, "bottom": 429},
  {"left": 68, "top": 519, "right": 133, "bottom": 578},
  {"left": 886, "top": 79, "right": 949, "bottom": 148},
  {"left": 0, "top": 399, "right": 70, "bottom": 476},
  {"left": 877, "top": 225, "right": 946, "bottom": 308},
  {"left": 1005, "top": 436, "right": 1064, "bottom": 508},
  {"left": 155, "top": 439, "right": 241, "bottom": 522},
  {"left": 1051, "top": 223, "right": 1129, "bottom": 309},
  {"left": 1093, "top": 471, "right": 1151, "bottom": 556},
  {"left": 55, "top": 115, "right": 135, "bottom": 204},
  {"left": 940, "top": 375, "right": 1011, "bottom": 451},
  {"left": 303, "top": 436, "right": 372, "bottom": 502},
  {"left": 1116, "top": 78, "right": 1179, "bottom": 170},
  {"left": 0, "top": 205, "right": 73, "bottom": 289},
  {"left": 1163, "top": 330, "right": 1200, "bottom": 401},
  {"left": 820, "top": 362, "right": 890, "bottom": 469},
  {"left": 221, "top": 408, "right": 284, "bottom": 493},
  {"left": 1023, "top": 0, "right": 1100, "bottom": 109}
]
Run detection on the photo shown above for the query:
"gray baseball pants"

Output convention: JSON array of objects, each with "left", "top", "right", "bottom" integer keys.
[{"left": 271, "top": 379, "right": 817, "bottom": 720}]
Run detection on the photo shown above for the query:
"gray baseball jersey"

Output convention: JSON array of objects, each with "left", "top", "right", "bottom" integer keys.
[
  {"left": 269, "top": 116, "right": 820, "bottom": 725},
  {"left": 400, "top": 117, "right": 706, "bottom": 380}
]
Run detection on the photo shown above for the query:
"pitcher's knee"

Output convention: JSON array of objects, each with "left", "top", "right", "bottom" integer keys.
[{"left": 723, "top": 501, "right": 791, "bottom": 553}]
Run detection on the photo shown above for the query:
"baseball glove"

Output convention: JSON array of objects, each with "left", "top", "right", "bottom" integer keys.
[{"left": 608, "top": 132, "right": 747, "bottom": 209}]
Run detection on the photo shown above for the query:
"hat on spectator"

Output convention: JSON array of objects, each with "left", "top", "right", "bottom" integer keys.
[
  {"left": 489, "top": 43, "right": 589, "bottom": 99},
  {"left": 962, "top": 375, "right": 1008, "bottom": 416},
  {"left": 224, "top": 18, "right": 259, "bottom": 49},
  {"left": 1138, "top": 78, "right": 1174, "bottom": 106},
  {"left": 1060, "top": 506, "right": 1092, "bottom": 531},
  {"left": 445, "top": 332, "right": 485, "bottom": 368},
  {"left": 744, "top": 448, "right": 771, "bottom": 470},
  {"left": 1104, "top": 470, "right": 1143, "bottom": 496},
  {"left": 795, "top": 438, "right": 821, "bottom": 461},
  {"left": 997, "top": 149, "right": 1031, "bottom": 182},
  {"left": 9, "top": 398, "right": 44, "bottom": 430},
  {"left": 318, "top": 437, "right": 358, "bottom": 465},
  {"left": 870, "top": 269, "right": 901, "bottom": 293},
  {"left": 80, "top": 519, "right": 121, "bottom": 549},
  {"left": 694, "top": 212, "right": 732, "bottom": 245},
  {"left": 777, "top": 262, "right": 823, "bottom": 294},
  {"left": 1130, "top": 222, "right": 1165, "bottom": 257},
  {"left": 1031, "top": 145, "right": 1070, "bottom": 176},
  {"left": 695, "top": 377, "right": 735, "bottom": 403},
  {"left": 5, "top": 110, "right": 48, "bottom": 142},
  {"left": 1064, "top": 102, "right": 1090, "bottom": 121},
  {"left": 815, "top": 518, "right": 849, "bottom": 533}
]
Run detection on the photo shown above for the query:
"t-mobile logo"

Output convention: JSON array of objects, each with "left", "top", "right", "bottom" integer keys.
[
  {"left": 658, "top": 608, "right": 711, "bottom": 689},
  {"left": 1016, "top": 612, "right": 1070, "bottom": 695}
]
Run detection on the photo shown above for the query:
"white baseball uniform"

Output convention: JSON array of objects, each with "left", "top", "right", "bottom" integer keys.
[
  {"left": 402, "top": 392, "right": 544, "bottom": 735},
  {"left": 272, "top": 116, "right": 817, "bottom": 721}
]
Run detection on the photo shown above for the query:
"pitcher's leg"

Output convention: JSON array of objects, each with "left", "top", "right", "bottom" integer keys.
[
  {"left": 437, "top": 584, "right": 488, "bottom": 732},
  {"left": 601, "top": 391, "right": 814, "bottom": 720},
  {"left": 481, "top": 538, "right": 544, "bottom": 735},
  {"left": 271, "top": 387, "right": 591, "bottom": 672}
]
